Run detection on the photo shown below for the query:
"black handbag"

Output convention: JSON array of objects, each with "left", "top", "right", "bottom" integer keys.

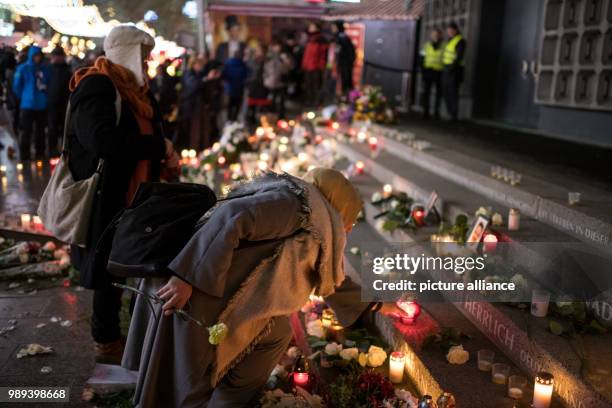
[{"left": 105, "top": 182, "right": 217, "bottom": 278}]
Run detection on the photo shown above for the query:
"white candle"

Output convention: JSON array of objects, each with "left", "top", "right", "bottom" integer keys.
[
  {"left": 533, "top": 372, "right": 554, "bottom": 408},
  {"left": 508, "top": 208, "right": 520, "bottom": 231},
  {"left": 21, "top": 214, "right": 31, "bottom": 229},
  {"left": 508, "top": 387, "right": 523, "bottom": 399},
  {"left": 478, "top": 360, "right": 492, "bottom": 371},
  {"left": 389, "top": 351, "right": 405, "bottom": 383},
  {"left": 492, "top": 373, "right": 507, "bottom": 384},
  {"left": 531, "top": 290, "right": 550, "bottom": 317}
]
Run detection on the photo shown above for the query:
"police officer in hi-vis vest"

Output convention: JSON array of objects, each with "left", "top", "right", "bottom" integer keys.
[
  {"left": 442, "top": 22, "right": 466, "bottom": 120},
  {"left": 420, "top": 28, "right": 444, "bottom": 119}
]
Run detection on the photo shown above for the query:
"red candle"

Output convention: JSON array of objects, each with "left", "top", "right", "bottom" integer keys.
[
  {"left": 412, "top": 209, "right": 425, "bottom": 226},
  {"left": 355, "top": 161, "right": 365, "bottom": 174},
  {"left": 397, "top": 300, "right": 421, "bottom": 325},
  {"left": 483, "top": 233, "right": 498, "bottom": 252},
  {"left": 293, "top": 372, "right": 309, "bottom": 387},
  {"left": 368, "top": 136, "right": 378, "bottom": 151}
]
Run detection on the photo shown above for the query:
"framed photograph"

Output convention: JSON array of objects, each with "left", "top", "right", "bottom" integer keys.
[
  {"left": 467, "top": 215, "right": 490, "bottom": 243},
  {"left": 425, "top": 190, "right": 439, "bottom": 215}
]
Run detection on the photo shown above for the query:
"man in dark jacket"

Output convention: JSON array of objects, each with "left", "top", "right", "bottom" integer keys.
[
  {"left": 12, "top": 46, "right": 48, "bottom": 160},
  {"left": 442, "top": 22, "right": 466, "bottom": 120},
  {"left": 47, "top": 47, "right": 71, "bottom": 157},
  {"left": 331, "top": 20, "right": 356, "bottom": 95}
]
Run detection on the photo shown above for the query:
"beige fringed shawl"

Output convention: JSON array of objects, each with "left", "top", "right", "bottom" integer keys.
[{"left": 210, "top": 173, "right": 346, "bottom": 386}]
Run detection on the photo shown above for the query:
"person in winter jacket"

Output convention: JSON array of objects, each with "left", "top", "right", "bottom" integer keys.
[
  {"left": 221, "top": 51, "right": 249, "bottom": 122},
  {"left": 301, "top": 23, "right": 328, "bottom": 107},
  {"left": 67, "top": 24, "right": 179, "bottom": 365},
  {"left": 12, "top": 46, "right": 49, "bottom": 160},
  {"left": 263, "top": 39, "right": 293, "bottom": 119},
  {"left": 331, "top": 20, "right": 356, "bottom": 95},
  {"left": 122, "top": 168, "right": 406, "bottom": 407},
  {"left": 246, "top": 44, "right": 269, "bottom": 127},
  {"left": 47, "top": 46, "right": 72, "bottom": 157}
]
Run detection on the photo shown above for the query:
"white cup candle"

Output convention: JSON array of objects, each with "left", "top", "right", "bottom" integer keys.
[
  {"left": 508, "top": 208, "right": 520, "bottom": 231},
  {"left": 491, "top": 363, "right": 510, "bottom": 385},
  {"left": 531, "top": 290, "right": 551, "bottom": 317},
  {"left": 21, "top": 214, "right": 31, "bottom": 230},
  {"left": 477, "top": 349, "right": 495, "bottom": 371},
  {"left": 389, "top": 351, "right": 405, "bottom": 383},
  {"left": 533, "top": 372, "right": 554, "bottom": 408},
  {"left": 508, "top": 375, "right": 527, "bottom": 400}
]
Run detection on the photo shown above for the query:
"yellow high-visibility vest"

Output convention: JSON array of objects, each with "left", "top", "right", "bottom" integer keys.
[
  {"left": 423, "top": 42, "right": 444, "bottom": 71},
  {"left": 443, "top": 34, "right": 464, "bottom": 66}
]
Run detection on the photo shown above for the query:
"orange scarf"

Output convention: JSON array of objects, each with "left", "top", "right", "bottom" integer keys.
[{"left": 70, "top": 57, "right": 156, "bottom": 205}]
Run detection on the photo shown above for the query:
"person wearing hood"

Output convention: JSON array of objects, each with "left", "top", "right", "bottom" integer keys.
[
  {"left": 122, "top": 168, "right": 404, "bottom": 407},
  {"left": 331, "top": 20, "right": 356, "bottom": 95},
  {"left": 66, "top": 24, "right": 179, "bottom": 364},
  {"left": 302, "top": 23, "right": 328, "bottom": 107},
  {"left": 47, "top": 46, "right": 72, "bottom": 157},
  {"left": 12, "top": 45, "right": 49, "bottom": 160}
]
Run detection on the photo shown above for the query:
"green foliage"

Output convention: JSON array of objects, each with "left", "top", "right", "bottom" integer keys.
[{"left": 547, "top": 302, "right": 607, "bottom": 336}]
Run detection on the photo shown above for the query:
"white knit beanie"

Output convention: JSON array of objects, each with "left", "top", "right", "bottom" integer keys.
[{"left": 104, "top": 24, "right": 155, "bottom": 86}]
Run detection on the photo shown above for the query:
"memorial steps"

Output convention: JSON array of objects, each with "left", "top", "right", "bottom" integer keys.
[
  {"left": 320, "top": 134, "right": 612, "bottom": 407},
  {"left": 344, "top": 219, "right": 538, "bottom": 407}
]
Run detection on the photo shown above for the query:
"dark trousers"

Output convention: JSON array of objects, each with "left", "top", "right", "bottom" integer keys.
[
  {"left": 91, "top": 282, "right": 124, "bottom": 343},
  {"left": 19, "top": 109, "right": 47, "bottom": 160},
  {"left": 303, "top": 69, "right": 323, "bottom": 108},
  {"left": 269, "top": 88, "right": 286, "bottom": 119},
  {"left": 227, "top": 95, "right": 243, "bottom": 122},
  {"left": 443, "top": 67, "right": 462, "bottom": 120},
  {"left": 339, "top": 62, "right": 354, "bottom": 95},
  {"left": 422, "top": 69, "right": 442, "bottom": 118},
  {"left": 47, "top": 104, "right": 66, "bottom": 156},
  {"left": 207, "top": 316, "right": 292, "bottom": 406}
]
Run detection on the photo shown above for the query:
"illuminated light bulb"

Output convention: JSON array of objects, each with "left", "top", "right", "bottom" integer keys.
[
  {"left": 278, "top": 144, "right": 287, "bottom": 153},
  {"left": 189, "top": 158, "right": 198, "bottom": 166},
  {"left": 257, "top": 161, "right": 268, "bottom": 171},
  {"left": 188, "top": 149, "right": 197, "bottom": 158},
  {"left": 181, "top": 149, "right": 189, "bottom": 158},
  {"left": 280, "top": 136, "right": 289, "bottom": 144},
  {"left": 298, "top": 152, "right": 308, "bottom": 162},
  {"left": 212, "top": 142, "right": 221, "bottom": 152},
  {"left": 357, "top": 131, "right": 367, "bottom": 142},
  {"left": 288, "top": 120, "right": 296, "bottom": 126},
  {"left": 331, "top": 122, "right": 340, "bottom": 130},
  {"left": 203, "top": 149, "right": 211, "bottom": 156},
  {"left": 306, "top": 111, "right": 316, "bottom": 120},
  {"left": 0, "top": 165, "right": 6, "bottom": 172},
  {"left": 217, "top": 156, "right": 227, "bottom": 165},
  {"left": 259, "top": 152, "right": 270, "bottom": 161},
  {"left": 256, "top": 127, "right": 265, "bottom": 137},
  {"left": 16, "top": 163, "right": 23, "bottom": 171},
  {"left": 36, "top": 161, "right": 43, "bottom": 168},
  {"left": 203, "top": 163, "right": 212, "bottom": 171}
]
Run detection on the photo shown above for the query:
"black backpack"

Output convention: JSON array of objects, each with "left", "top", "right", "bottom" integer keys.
[{"left": 105, "top": 182, "right": 217, "bottom": 278}]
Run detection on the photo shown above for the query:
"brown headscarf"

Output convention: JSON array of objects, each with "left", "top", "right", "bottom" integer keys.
[
  {"left": 302, "top": 167, "right": 363, "bottom": 228},
  {"left": 70, "top": 56, "right": 155, "bottom": 204}
]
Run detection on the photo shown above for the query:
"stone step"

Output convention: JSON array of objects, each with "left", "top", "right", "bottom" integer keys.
[
  {"left": 344, "top": 221, "right": 547, "bottom": 407},
  {"left": 343, "top": 170, "right": 612, "bottom": 408},
  {"left": 333, "top": 123, "right": 612, "bottom": 248}
]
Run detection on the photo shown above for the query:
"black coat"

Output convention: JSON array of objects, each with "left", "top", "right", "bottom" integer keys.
[
  {"left": 47, "top": 62, "right": 71, "bottom": 108},
  {"left": 67, "top": 74, "right": 166, "bottom": 289}
]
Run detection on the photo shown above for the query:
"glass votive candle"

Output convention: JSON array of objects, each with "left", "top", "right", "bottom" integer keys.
[
  {"left": 477, "top": 349, "right": 495, "bottom": 371},
  {"left": 502, "top": 168, "right": 510, "bottom": 182},
  {"left": 568, "top": 192, "right": 581, "bottom": 206},
  {"left": 508, "top": 375, "right": 527, "bottom": 399},
  {"left": 531, "top": 289, "right": 551, "bottom": 317},
  {"left": 491, "top": 363, "right": 510, "bottom": 384},
  {"left": 511, "top": 172, "right": 522, "bottom": 186}
]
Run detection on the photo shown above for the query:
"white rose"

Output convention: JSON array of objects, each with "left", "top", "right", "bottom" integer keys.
[
  {"left": 491, "top": 213, "right": 503, "bottom": 226},
  {"left": 306, "top": 320, "right": 324, "bottom": 338},
  {"left": 446, "top": 344, "right": 469, "bottom": 365},
  {"left": 366, "top": 345, "right": 387, "bottom": 367},
  {"left": 339, "top": 347, "right": 359, "bottom": 361},
  {"left": 19, "top": 253, "right": 30, "bottom": 264},
  {"left": 286, "top": 346, "right": 301, "bottom": 359},
  {"left": 324, "top": 342, "right": 342, "bottom": 356},
  {"left": 42, "top": 241, "right": 56, "bottom": 252}
]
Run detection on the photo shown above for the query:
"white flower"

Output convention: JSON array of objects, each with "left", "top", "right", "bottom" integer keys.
[
  {"left": 270, "top": 364, "right": 287, "bottom": 378},
  {"left": 366, "top": 345, "right": 387, "bottom": 367},
  {"left": 475, "top": 206, "right": 491, "bottom": 218},
  {"left": 339, "top": 347, "right": 359, "bottom": 361},
  {"left": 446, "top": 344, "right": 469, "bottom": 365},
  {"left": 19, "top": 253, "right": 30, "bottom": 264},
  {"left": 349, "top": 246, "right": 360, "bottom": 255},
  {"left": 286, "top": 346, "right": 301, "bottom": 359},
  {"left": 491, "top": 212, "right": 503, "bottom": 226},
  {"left": 375, "top": 219, "right": 386, "bottom": 232},
  {"left": 390, "top": 199, "right": 400, "bottom": 209},
  {"left": 324, "top": 342, "right": 342, "bottom": 356},
  {"left": 371, "top": 192, "right": 382, "bottom": 203},
  {"left": 306, "top": 320, "right": 324, "bottom": 338},
  {"left": 42, "top": 241, "right": 56, "bottom": 252}
]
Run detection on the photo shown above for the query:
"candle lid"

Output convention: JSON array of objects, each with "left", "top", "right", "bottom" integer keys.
[
  {"left": 390, "top": 351, "right": 405, "bottom": 359},
  {"left": 535, "top": 371, "right": 554, "bottom": 384},
  {"left": 509, "top": 208, "right": 520, "bottom": 215}
]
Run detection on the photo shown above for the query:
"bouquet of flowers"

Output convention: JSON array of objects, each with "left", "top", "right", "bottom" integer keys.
[{"left": 338, "top": 86, "right": 395, "bottom": 124}]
